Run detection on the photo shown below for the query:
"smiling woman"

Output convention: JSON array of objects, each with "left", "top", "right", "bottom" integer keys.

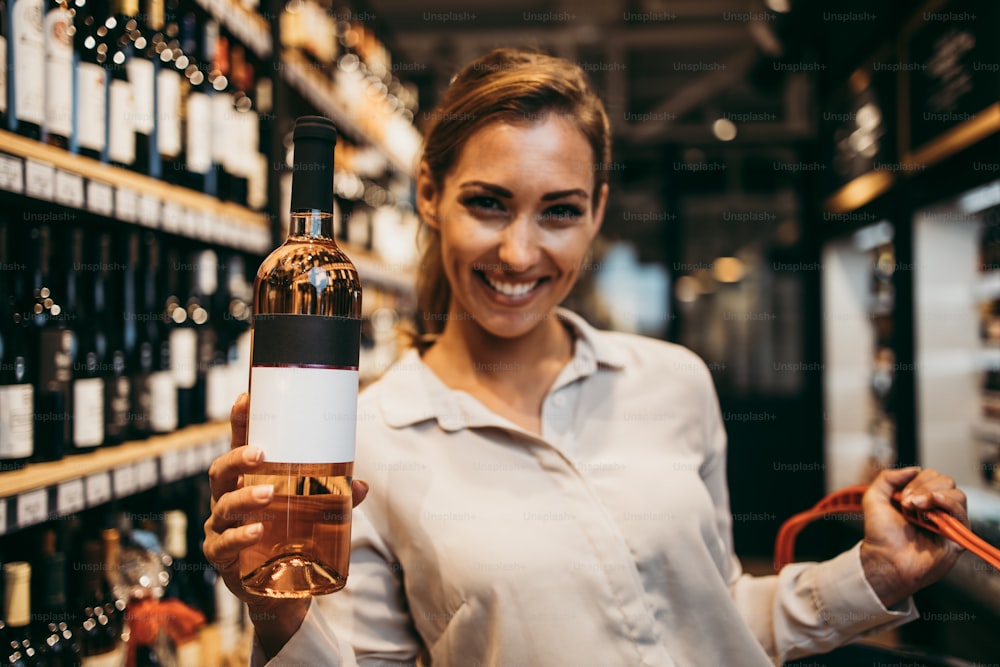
[{"left": 202, "top": 47, "right": 971, "bottom": 667}]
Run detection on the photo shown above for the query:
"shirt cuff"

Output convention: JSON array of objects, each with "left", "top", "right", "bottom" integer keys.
[
  {"left": 808, "top": 541, "right": 918, "bottom": 636},
  {"left": 248, "top": 598, "right": 345, "bottom": 667}
]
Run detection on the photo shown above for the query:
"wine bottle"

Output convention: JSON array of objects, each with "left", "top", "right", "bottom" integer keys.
[
  {"left": 43, "top": 0, "right": 73, "bottom": 148},
  {"left": 189, "top": 248, "right": 217, "bottom": 425},
  {"left": 241, "top": 116, "right": 362, "bottom": 598},
  {"left": 126, "top": 0, "right": 158, "bottom": 176},
  {"left": 75, "top": 539, "right": 124, "bottom": 666},
  {"left": 29, "top": 225, "right": 72, "bottom": 462},
  {"left": 37, "top": 528, "right": 82, "bottom": 666},
  {"left": 180, "top": 10, "right": 212, "bottom": 193},
  {"left": 3, "top": 562, "right": 40, "bottom": 666},
  {"left": 154, "top": 0, "right": 182, "bottom": 183},
  {"left": 106, "top": 0, "right": 136, "bottom": 169},
  {"left": 0, "top": 221, "right": 33, "bottom": 471},
  {"left": 95, "top": 233, "right": 131, "bottom": 445},
  {"left": 0, "top": 0, "right": 9, "bottom": 129},
  {"left": 131, "top": 232, "right": 177, "bottom": 436},
  {"left": 162, "top": 510, "right": 198, "bottom": 608},
  {"left": 165, "top": 242, "right": 197, "bottom": 428},
  {"left": 9, "top": 0, "right": 43, "bottom": 138},
  {"left": 73, "top": 0, "right": 108, "bottom": 160},
  {"left": 68, "top": 228, "right": 105, "bottom": 451}
]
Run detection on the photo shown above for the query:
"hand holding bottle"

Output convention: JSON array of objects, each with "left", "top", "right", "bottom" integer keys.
[{"left": 202, "top": 393, "right": 369, "bottom": 657}]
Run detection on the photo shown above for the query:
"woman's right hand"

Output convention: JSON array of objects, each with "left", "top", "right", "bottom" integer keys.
[{"left": 203, "top": 392, "right": 369, "bottom": 657}]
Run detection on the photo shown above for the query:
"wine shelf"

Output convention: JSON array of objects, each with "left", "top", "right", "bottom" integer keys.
[
  {"left": 279, "top": 49, "right": 421, "bottom": 178},
  {"left": 0, "top": 130, "right": 272, "bottom": 254},
  {"left": 0, "top": 422, "right": 230, "bottom": 536},
  {"left": 194, "top": 0, "right": 273, "bottom": 59}
]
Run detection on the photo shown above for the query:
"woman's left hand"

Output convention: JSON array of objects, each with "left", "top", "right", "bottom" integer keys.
[{"left": 860, "top": 467, "right": 968, "bottom": 608}]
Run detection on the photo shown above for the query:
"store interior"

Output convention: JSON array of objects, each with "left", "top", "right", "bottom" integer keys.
[{"left": 0, "top": 0, "right": 998, "bottom": 664}]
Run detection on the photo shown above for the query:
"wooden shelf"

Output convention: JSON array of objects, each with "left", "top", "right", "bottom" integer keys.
[
  {"left": 0, "top": 422, "right": 230, "bottom": 534},
  {"left": 0, "top": 130, "right": 272, "bottom": 253}
]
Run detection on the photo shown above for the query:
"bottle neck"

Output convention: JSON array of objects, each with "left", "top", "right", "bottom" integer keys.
[{"left": 288, "top": 210, "right": 335, "bottom": 240}]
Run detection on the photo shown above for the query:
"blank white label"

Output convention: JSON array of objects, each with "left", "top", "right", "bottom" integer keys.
[
  {"left": 186, "top": 93, "right": 213, "bottom": 174},
  {"left": 43, "top": 6, "right": 74, "bottom": 137},
  {"left": 136, "top": 458, "right": 158, "bottom": 490},
  {"left": 108, "top": 78, "right": 135, "bottom": 165},
  {"left": 126, "top": 58, "right": 155, "bottom": 134},
  {"left": 0, "top": 384, "right": 34, "bottom": 460},
  {"left": 247, "top": 366, "right": 358, "bottom": 464},
  {"left": 170, "top": 329, "right": 198, "bottom": 389},
  {"left": 157, "top": 69, "right": 182, "bottom": 158},
  {"left": 138, "top": 193, "right": 161, "bottom": 227},
  {"left": 116, "top": 187, "right": 138, "bottom": 222},
  {"left": 149, "top": 370, "right": 178, "bottom": 433},
  {"left": 161, "top": 449, "right": 182, "bottom": 483},
  {"left": 113, "top": 464, "right": 138, "bottom": 497}
]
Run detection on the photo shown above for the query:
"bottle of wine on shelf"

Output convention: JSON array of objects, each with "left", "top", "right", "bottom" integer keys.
[
  {"left": 74, "top": 536, "right": 125, "bottom": 667},
  {"left": 43, "top": 0, "right": 74, "bottom": 148},
  {"left": 126, "top": 0, "right": 159, "bottom": 176},
  {"left": 73, "top": 0, "right": 109, "bottom": 161},
  {"left": 179, "top": 10, "right": 213, "bottom": 194},
  {"left": 189, "top": 248, "right": 217, "bottom": 425},
  {"left": 155, "top": 0, "right": 183, "bottom": 183},
  {"left": 0, "top": 0, "right": 8, "bottom": 129},
  {"left": 131, "top": 232, "right": 177, "bottom": 436},
  {"left": 0, "top": 221, "right": 33, "bottom": 471},
  {"left": 95, "top": 232, "right": 131, "bottom": 445},
  {"left": 106, "top": 0, "right": 137, "bottom": 170},
  {"left": 37, "top": 527, "right": 82, "bottom": 666},
  {"left": 68, "top": 228, "right": 106, "bottom": 452},
  {"left": 165, "top": 242, "right": 197, "bottom": 428},
  {"left": 29, "top": 225, "right": 72, "bottom": 462},
  {"left": 9, "top": 0, "right": 43, "bottom": 138},
  {"left": 241, "top": 116, "right": 362, "bottom": 598},
  {"left": 3, "top": 561, "right": 43, "bottom": 666}
]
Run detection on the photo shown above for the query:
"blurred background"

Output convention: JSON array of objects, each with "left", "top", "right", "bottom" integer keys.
[{"left": 0, "top": 0, "right": 998, "bottom": 664}]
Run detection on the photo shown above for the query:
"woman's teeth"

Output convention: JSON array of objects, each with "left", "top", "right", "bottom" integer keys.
[{"left": 484, "top": 275, "right": 540, "bottom": 297}]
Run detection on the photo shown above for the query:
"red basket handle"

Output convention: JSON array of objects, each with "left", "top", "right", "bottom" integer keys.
[{"left": 773, "top": 484, "right": 1000, "bottom": 573}]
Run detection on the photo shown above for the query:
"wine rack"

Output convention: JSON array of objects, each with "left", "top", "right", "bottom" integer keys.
[{"left": 0, "top": 423, "right": 230, "bottom": 535}]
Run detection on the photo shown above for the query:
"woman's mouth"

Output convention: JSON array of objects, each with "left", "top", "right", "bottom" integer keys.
[{"left": 476, "top": 271, "right": 547, "bottom": 299}]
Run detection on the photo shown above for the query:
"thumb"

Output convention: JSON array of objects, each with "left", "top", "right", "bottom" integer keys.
[{"left": 867, "top": 466, "right": 921, "bottom": 502}]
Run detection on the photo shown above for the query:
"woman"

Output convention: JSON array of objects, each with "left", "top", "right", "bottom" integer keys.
[{"left": 204, "top": 48, "right": 968, "bottom": 666}]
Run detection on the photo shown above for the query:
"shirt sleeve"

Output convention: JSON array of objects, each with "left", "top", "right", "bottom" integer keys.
[
  {"left": 248, "top": 507, "right": 424, "bottom": 667},
  {"left": 697, "top": 366, "right": 918, "bottom": 664}
]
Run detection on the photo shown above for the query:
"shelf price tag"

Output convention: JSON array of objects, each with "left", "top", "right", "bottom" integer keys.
[
  {"left": 184, "top": 208, "right": 202, "bottom": 240},
  {"left": 113, "top": 464, "right": 139, "bottom": 497},
  {"left": 0, "top": 154, "right": 24, "bottom": 193},
  {"left": 86, "top": 471, "right": 113, "bottom": 506},
  {"left": 87, "top": 180, "right": 115, "bottom": 217},
  {"left": 54, "top": 170, "right": 85, "bottom": 209},
  {"left": 162, "top": 202, "right": 183, "bottom": 234},
  {"left": 138, "top": 193, "right": 161, "bottom": 228},
  {"left": 136, "top": 458, "right": 158, "bottom": 491},
  {"left": 57, "top": 478, "right": 87, "bottom": 516},
  {"left": 25, "top": 159, "right": 56, "bottom": 201},
  {"left": 183, "top": 445, "right": 202, "bottom": 476},
  {"left": 161, "top": 449, "right": 182, "bottom": 483},
  {"left": 116, "top": 186, "right": 139, "bottom": 222},
  {"left": 17, "top": 489, "right": 48, "bottom": 528}
]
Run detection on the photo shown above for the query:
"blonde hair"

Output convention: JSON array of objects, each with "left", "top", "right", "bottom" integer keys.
[{"left": 413, "top": 47, "right": 612, "bottom": 343}]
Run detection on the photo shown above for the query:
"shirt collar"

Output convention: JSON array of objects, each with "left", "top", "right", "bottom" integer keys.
[{"left": 376, "top": 308, "right": 627, "bottom": 431}]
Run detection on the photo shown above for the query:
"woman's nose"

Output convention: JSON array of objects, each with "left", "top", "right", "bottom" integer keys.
[{"left": 496, "top": 216, "right": 541, "bottom": 273}]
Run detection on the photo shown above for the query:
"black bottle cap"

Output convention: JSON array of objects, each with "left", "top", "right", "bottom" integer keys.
[{"left": 290, "top": 116, "right": 338, "bottom": 214}]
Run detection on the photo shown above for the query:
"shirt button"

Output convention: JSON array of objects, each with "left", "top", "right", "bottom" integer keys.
[{"left": 552, "top": 394, "right": 567, "bottom": 407}]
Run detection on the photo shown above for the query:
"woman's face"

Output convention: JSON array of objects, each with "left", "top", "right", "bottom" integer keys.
[{"left": 418, "top": 114, "right": 608, "bottom": 340}]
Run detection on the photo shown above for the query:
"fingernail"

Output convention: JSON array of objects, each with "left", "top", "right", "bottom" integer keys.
[
  {"left": 245, "top": 447, "right": 263, "bottom": 464},
  {"left": 246, "top": 523, "right": 262, "bottom": 538},
  {"left": 253, "top": 485, "right": 274, "bottom": 501},
  {"left": 913, "top": 495, "right": 929, "bottom": 508}
]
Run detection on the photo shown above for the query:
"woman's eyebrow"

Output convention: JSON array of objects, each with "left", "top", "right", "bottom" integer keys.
[
  {"left": 541, "top": 189, "right": 588, "bottom": 201},
  {"left": 459, "top": 181, "right": 513, "bottom": 198}
]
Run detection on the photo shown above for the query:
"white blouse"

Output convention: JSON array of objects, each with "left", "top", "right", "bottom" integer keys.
[{"left": 252, "top": 309, "right": 916, "bottom": 666}]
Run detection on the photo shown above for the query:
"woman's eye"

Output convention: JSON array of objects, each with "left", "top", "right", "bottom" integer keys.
[
  {"left": 462, "top": 196, "right": 505, "bottom": 213},
  {"left": 540, "top": 204, "right": 584, "bottom": 222}
]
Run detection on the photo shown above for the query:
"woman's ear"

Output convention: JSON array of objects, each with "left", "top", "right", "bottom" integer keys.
[{"left": 416, "top": 161, "right": 440, "bottom": 230}]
